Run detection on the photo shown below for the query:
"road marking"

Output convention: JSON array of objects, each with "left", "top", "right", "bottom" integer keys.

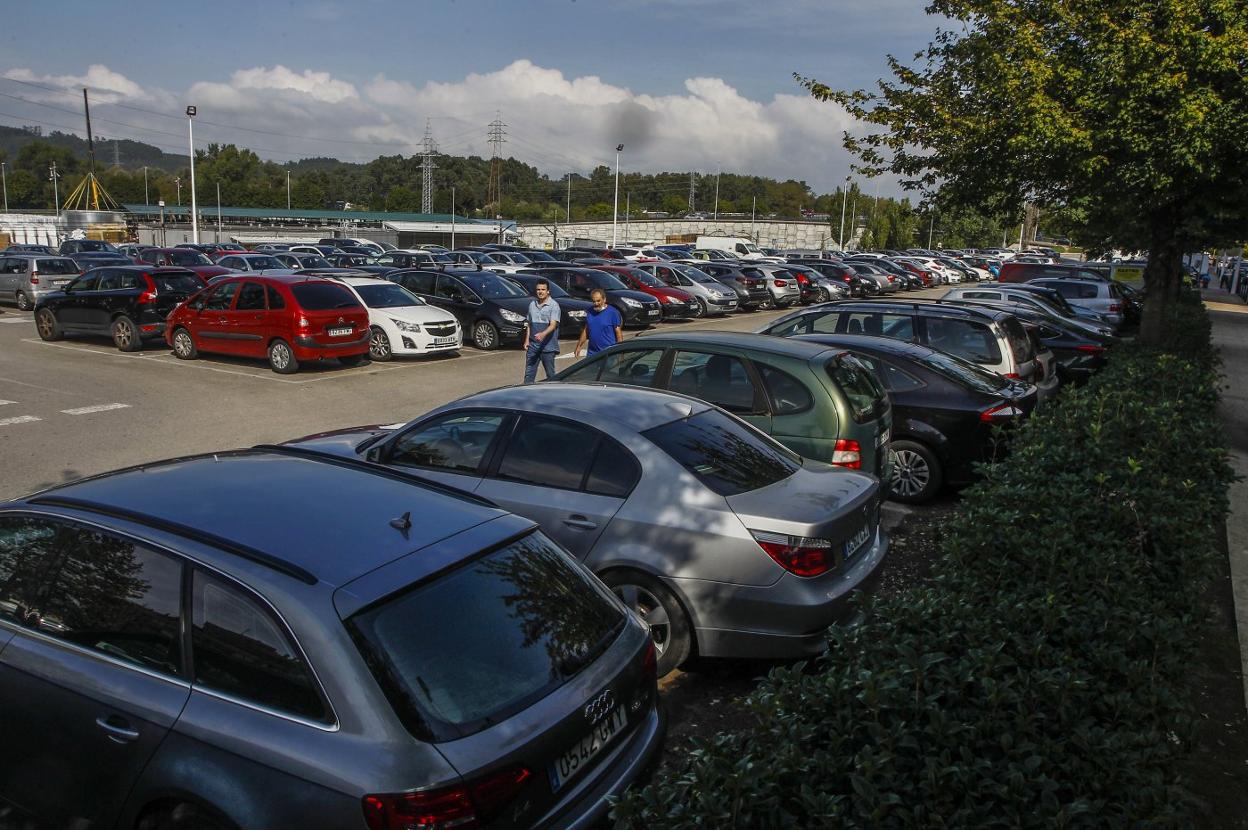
[
  {"left": 0, "top": 415, "right": 40, "bottom": 427},
  {"left": 0, "top": 400, "right": 14, "bottom": 406},
  {"left": 61, "top": 403, "right": 131, "bottom": 415},
  {"left": 0, "top": 317, "right": 32, "bottom": 325}
]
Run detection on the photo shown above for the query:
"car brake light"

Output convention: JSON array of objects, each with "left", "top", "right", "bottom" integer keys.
[
  {"left": 1004, "top": 372, "right": 1021, "bottom": 379},
  {"left": 831, "top": 438, "right": 862, "bottom": 469},
  {"left": 137, "top": 289, "right": 157, "bottom": 304},
  {"left": 750, "top": 530, "right": 834, "bottom": 577},
  {"left": 1076, "top": 344, "right": 1105, "bottom": 354},
  {"left": 795, "top": 273, "right": 809, "bottom": 284},
  {"left": 1108, "top": 303, "right": 1122, "bottom": 313},
  {"left": 363, "top": 766, "right": 532, "bottom": 830},
  {"left": 29, "top": 271, "right": 39, "bottom": 285},
  {"left": 981, "top": 402, "right": 1024, "bottom": 421},
  {"left": 297, "top": 316, "right": 311, "bottom": 330},
  {"left": 773, "top": 279, "right": 787, "bottom": 288}
]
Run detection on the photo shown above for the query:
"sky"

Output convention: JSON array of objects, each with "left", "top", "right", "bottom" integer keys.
[{"left": 0, "top": 0, "right": 941, "bottom": 197}]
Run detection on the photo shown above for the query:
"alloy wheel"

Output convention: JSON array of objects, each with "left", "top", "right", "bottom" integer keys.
[
  {"left": 473, "top": 321, "right": 497, "bottom": 350},
  {"left": 173, "top": 330, "right": 194, "bottom": 358},
  {"left": 370, "top": 328, "right": 392, "bottom": 360},
  {"left": 113, "top": 319, "right": 134, "bottom": 350},
  {"left": 15, "top": 292, "right": 30, "bottom": 312},
  {"left": 36, "top": 310, "right": 55, "bottom": 338},
  {"left": 270, "top": 342, "right": 292, "bottom": 370},
  {"left": 890, "top": 448, "right": 931, "bottom": 498},
  {"left": 612, "top": 583, "right": 671, "bottom": 657}
]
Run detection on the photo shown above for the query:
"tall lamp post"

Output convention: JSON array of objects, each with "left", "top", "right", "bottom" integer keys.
[
  {"left": 49, "top": 163, "right": 60, "bottom": 216},
  {"left": 611, "top": 143, "right": 623, "bottom": 248},
  {"left": 286, "top": 169, "right": 291, "bottom": 210},
  {"left": 1, "top": 162, "right": 7, "bottom": 213},
  {"left": 187, "top": 105, "right": 199, "bottom": 244},
  {"left": 838, "top": 175, "right": 850, "bottom": 250}
]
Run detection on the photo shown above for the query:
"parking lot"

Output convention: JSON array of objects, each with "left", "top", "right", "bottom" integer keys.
[{"left": 0, "top": 288, "right": 940, "bottom": 500}]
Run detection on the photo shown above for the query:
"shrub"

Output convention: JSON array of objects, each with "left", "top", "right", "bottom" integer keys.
[{"left": 613, "top": 296, "right": 1233, "bottom": 828}]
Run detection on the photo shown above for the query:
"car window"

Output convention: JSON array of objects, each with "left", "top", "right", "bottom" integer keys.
[
  {"left": 390, "top": 412, "right": 505, "bottom": 474},
  {"left": 191, "top": 570, "right": 327, "bottom": 721},
  {"left": 668, "top": 351, "right": 760, "bottom": 414},
  {"left": 0, "top": 516, "right": 183, "bottom": 677},
  {"left": 265, "top": 285, "right": 285, "bottom": 309},
  {"left": 396, "top": 271, "right": 436, "bottom": 295},
  {"left": 152, "top": 273, "right": 203, "bottom": 294},
  {"left": 204, "top": 282, "right": 240, "bottom": 311},
  {"left": 591, "top": 348, "right": 666, "bottom": 386},
  {"left": 854, "top": 354, "right": 924, "bottom": 392},
  {"left": 643, "top": 409, "right": 800, "bottom": 497},
  {"left": 756, "top": 363, "right": 814, "bottom": 414},
  {"left": 96, "top": 271, "right": 121, "bottom": 291},
  {"left": 290, "top": 282, "right": 360, "bottom": 311},
  {"left": 36, "top": 258, "right": 79, "bottom": 275},
  {"left": 435, "top": 276, "right": 470, "bottom": 302},
  {"left": 767, "top": 315, "right": 813, "bottom": 337},
  {"left": 962, "top": 291, "right": 1001, "bottom": 300},
  {"left": 236, "top": 282, "right": 266, "bottom": 311},
  {"left": 1000, "top": 317, "right": 1035, "bottom": 363},
  {"left": 923, "top": 317, "right": 1002, "bottom": 364},
  {"left": 585, "top": 438, "right": 641, "bottom": 497},
  {"left": 347, "top": 531, "right": 625, "bottom": 739},
  {"left": 827, "top": 354, "right": 889, "bottom": 423},
  {"left": 118, "top": 272, "right": 141, "bottom": 290},
  {"left": 219, "top": 257, "right": 239, "bottom": 269},
  {"left": 496, "top": 416, "right": 598, "bottom": 490},
  {"left": 69, "top": 274, "right": 98, "bottom": 292},
  {"left": 843, "top": 312, "right": 914, "bottom": 339}
]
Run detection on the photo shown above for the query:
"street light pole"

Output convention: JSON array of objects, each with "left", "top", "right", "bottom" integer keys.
[
  {"left": 49, "top": 162, "right": 60, "bottom": 216},
  {"left": 187, "top": 105, "right": 199, "bottom": 244},
  {"left": 713, "top": 165, "right": 720, "bottom": 221},
  {"left": 1, "top": 162, "right": 7, "bottom": 213},
  {"left": 286, "top": 169, "right": 291, "bottom": 210},
  {"left": 928, "top": 211, "right": 935, "bottom": 249},
  {"left": 143, "top": 166, "right": 149, "bottom": 206},
  {"left": 612, "top": 144, "right": 623, "bottom": 248},
  {"left": 174, "top": 177, "right": 181, "bottom": 207},
  {"left": 838, "top": 176, "right": 850, "bottom": 250},
  {"left": 625, "top": 192, "right": 630, "bottom": 242},
  {"left": 451, "top": 186, "right": 456, "bottom": 250},
  {"left": 750, "top": 195, "right": 756, "bottom": 241},
  {"left": 216, "top": 181, "right": 222, "bottom": 243}
]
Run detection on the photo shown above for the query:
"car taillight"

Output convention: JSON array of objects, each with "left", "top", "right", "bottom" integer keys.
[
  {"left": 1108, "top": 303, "right": 1122, "bottom": 313},
  {"left": 773, "top": 279, "right": 787, "bottom": 287},
  {"left": 750, "top": 530, "right": 834, "bottom": 577},
  {"left": 831, "top": 438, "right": 862, "bottom": 469},
  {"left": 1004, "top": 372, "right": 1021, "bottom": 379},
  {"left": 1076, "top": 344, "right": 1105, "bottom": 355},
  {"left": 981, "top": 402, "right": 1024, "bottom": 421},
  {"left": 137, "top": 289, "right": 157, "bottom": 304},
  {"left": 363, "top": 766, "right": 532, "bottom": 830},
  {"left": 795, "top": 273, "right": 809, "bottom": 284},
  {"left": 297, "top": 315, "right": 311, "bottom": 331},
  {"left": 29, "top": 271, "right": 39, "bottom": 285}
]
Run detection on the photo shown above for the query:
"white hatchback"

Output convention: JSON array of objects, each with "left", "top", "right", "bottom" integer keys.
[{"left": 332, "top": 276, "right": 461, "bottom": 360}]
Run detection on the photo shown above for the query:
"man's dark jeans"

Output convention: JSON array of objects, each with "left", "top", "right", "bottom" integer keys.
[{"left": 524, "top": 342, "right": 557, "bottom": 383}]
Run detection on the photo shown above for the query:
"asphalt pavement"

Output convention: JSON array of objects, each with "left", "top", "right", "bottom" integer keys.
[{"left": 1207, "top": 291, "right": 1248, "bottom": 711}]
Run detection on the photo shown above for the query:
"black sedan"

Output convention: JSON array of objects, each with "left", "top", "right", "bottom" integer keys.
[
  {"left": 502, "top": 273, "right": 591, "bottom": 339},
  {"left": 792, "top": 259, "right": 878, "bottom": 297},
  {"left": 385, "top": 268, "right": 538, "bottom": 350},
  {"left": 946, "top": 301, "right": 1112, "bottom": 383},
  {"left": 521, "top": 266, "right": 662, "bottom": 327},
  {"left": 796, "top": 334, "right": 1039, "bottom": 503}
]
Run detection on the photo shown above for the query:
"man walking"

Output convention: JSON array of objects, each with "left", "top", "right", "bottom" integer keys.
[
  {"left": 574, "top": 288, "right": 624, "bottom": 358},
  {"left": 523, "top": 279, "right": 561, "bottom": 383}
]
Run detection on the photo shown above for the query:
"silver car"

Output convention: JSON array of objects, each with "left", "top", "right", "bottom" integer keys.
[
  {"left": 941, "top": 284, "right": 1114, "bottom": 338},
  {"left": 0, "top": 254, "right": 81, "bottom": 311},
  {"left": 288, "top": 383, "right": 889, "bottom": 676},
  {"left": 635, "top": 262, "right": 739, "bottom": 317},
  {"left": 1029, "top": 278, "right": 1126, "bottom": 330},
  {"left": 743, "top": 263, "right": 801, "bottom": 307}
]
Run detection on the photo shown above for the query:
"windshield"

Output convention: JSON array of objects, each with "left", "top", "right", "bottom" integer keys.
[
  {"left": 827, "top": 354, "right": 889, "bottom": 424},
  {"left": 586, "top": 270, "right": 630, "bottom": 291},
  {"left": 290, "top": 282, "right": 362, "bottom": 310},
  {"left": 77, "top": 240, "right": 117, "bottom": 252},
  {"left": 347, "top": 531, "right": 625, "bottom": 739},
  {"left": 35, "top": 258, "right": 81, "bottom": 275},
  {"left": 167, "top": 251, "right": 212, "bottom": 266},
  {"left": 524, "top": 251, "right": 556, "bottom": 261},
  {"left": 296, "top": 256, "right": 332, "bottom": 268},
  {"left": 916, "top": 349, "right": 1011, "bottom": 395},
  {"left": 461, "top": 273, "right": 528, "bottom": 299},
  {"left": 512, "top": 277, "right": 569, "bottom": 298},
  {"left": 152, "top": 273, "right": 204, "bottom": 294},
  {"left": 356, "top": 282, "right": 424, "bottom": 308},
  {"left": 643, "top": 409, "right": 801, "bottom": 497}
]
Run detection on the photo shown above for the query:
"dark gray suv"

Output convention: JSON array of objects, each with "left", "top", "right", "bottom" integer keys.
[{"left": 0, "top": 448, "right": 662, "bottom": 829}]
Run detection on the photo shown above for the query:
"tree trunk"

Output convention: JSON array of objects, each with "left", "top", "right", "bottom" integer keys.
[{"left": 1137, "top": 216, "right": 1184, "bottom": 347}]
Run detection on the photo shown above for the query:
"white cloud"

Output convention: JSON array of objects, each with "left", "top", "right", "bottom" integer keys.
[{"left": 0, "top": 60, "right": 899, "bottom": 194}]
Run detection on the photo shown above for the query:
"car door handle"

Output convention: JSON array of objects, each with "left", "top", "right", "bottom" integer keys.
[
  {"left": 562, "top": 515, "right": 598, "bottom": 531},
  {"left": 96, "top": 715, "right": 140, "bottom": 744}
]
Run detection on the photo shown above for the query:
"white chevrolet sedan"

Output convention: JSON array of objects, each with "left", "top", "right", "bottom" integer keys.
[{"left": 332, "top": 276, "right": 461, "bottom": 360}]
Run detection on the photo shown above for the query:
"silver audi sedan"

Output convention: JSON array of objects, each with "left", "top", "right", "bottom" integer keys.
[{"left": 286, "top": 383, "right": 889, "bottom": 676}]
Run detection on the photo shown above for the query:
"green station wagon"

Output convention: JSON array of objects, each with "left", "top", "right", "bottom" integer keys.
[{"left": 554, "top": 331, "right": 892, "bottom": 480}]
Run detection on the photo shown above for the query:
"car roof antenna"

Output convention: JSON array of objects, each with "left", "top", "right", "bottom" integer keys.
[{"left": 389, "top": 511, "right": 412, "bottom": 533}]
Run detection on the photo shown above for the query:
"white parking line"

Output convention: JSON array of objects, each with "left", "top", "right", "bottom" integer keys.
[
  {"left": 0, "top": 415, "right": 41, "bottom": 427},
  {"left": 61, "top": 403, "right": 131, "bottom": 415},
  {"left": 0, "top": 400, "right": 14, "bottom": 406},
  {"left": 0, "top": 318, "right": 32, "bottom": 325}
]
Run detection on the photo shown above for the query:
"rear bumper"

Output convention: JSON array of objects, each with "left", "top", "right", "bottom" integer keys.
[
  {"left": 681, "top": 528, "right": 890, "bottom": 660},
  {"left": 293, "top": 332, "right": 370, "bottom": 357}
]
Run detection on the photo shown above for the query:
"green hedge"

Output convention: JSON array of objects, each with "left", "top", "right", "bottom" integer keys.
[{"left": 613, "top": 296, "right": 1233, "bottom": 828}]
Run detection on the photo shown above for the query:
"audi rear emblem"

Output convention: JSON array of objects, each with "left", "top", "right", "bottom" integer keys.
[{"left": 584, "top": 689, "right": 615, "bottom": 724}]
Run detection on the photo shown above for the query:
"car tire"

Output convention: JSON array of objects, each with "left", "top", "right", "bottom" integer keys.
[
  {"left": 602, "top": 569, "right": 692, "bottom": 676},
  {"left": 15, "top": 291, "right": 31, "bottom": 312},
  {"left": 888, "top": 439, "right": 943, "bottom": 504},
  {"left": 691, "top": 297, "right": 707, "bottom": 318},
  {"left": 137, "top": 801, "right": 233, "bottom": 830},
  {"left": 369, "top": 326, "right": 393, "bottom": 361},
  {"left": 112, "top": 315, "right": 141, "bottom": 352},
  {"left": 268, "top": 339, "right": 299, "bottom": 374},
  {"left": 171, "top": 327, "right": 198, "bottom": 360},
  {"left": 817, "top": 287, "right": 830, "bottom": 303},
  {"left": 35, "top": 308, "right": 62, "bottom": 341},
  {"left": 472, "top": 320, "right": 499, "bottom": 350},
  {"left": 339, "top": 352, "right": 368, "bottom": 367}
]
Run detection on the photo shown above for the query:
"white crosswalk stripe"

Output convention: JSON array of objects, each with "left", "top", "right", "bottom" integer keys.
[
  {"left": 0, "top": 415, "right": 41, "bottom": 427},
  {"left": 60, "top": 403, "right": 131, "bottom": 415},
  {"left": 0, "top": 400, "right": 15, "bottom": 406}
]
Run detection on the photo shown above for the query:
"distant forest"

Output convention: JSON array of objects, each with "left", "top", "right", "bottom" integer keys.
[{"left": 0, "top": 123, "right": 1035, "bottom": 249}]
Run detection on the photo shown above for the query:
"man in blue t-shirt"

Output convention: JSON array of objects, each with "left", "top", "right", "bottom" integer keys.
[{"left": 574, "top": 288, "right": 624, "bottom": 358}]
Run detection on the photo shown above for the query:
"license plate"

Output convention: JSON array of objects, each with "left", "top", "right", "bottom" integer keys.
[
  {"left": 844, "top": 525, "right": 872, "bottom": 559},
  {"left": 327, "top": 326, "right": 353, "bottom": 337},
  {"left": 550, "top": 706, "right": 627, "bottom": 792},
  {"left": 647, "top": 309, "right": 661, "bottom": 317},
  {"left": 53, "top": 279, "right": 71, "bottom": 286},
  {"left": 433, "top": 336, "right": 457, "bottom": 345}
]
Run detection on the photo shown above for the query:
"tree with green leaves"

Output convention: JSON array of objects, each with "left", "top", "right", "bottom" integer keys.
[{"left": 800, "top": 0, "right": 1248, "bottom": 343}]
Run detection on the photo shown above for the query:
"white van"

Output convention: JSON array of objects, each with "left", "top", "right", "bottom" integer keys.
[{"left": 695, "top": 236, "right": 779, "bottom": 261}]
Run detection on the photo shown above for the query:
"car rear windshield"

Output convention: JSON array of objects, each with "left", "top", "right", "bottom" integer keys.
[
  {"left": 916, "top": 349, "right": 1011, "bottom": 395},
  {"left": 35, "top": 258, "right": 80, "bottom": 275},
  {"left": 461, "top": 273, "right": 528, "bottom": 299},
  {"left": 290, "top": 282, "right": 362, "bottom": 310},
  {"left": 827, "top": 354, "right": 889, "bottom": 424},
  {"left": 643, "top": 409, "right": 801, "bottom": 497},
  {"left": 166, "top": 250, "right": 212, "bottom": 266},
  {"left": 153, "top": 272, "right": 203, "bottom": 293},
  {"left": 1000, "top": 317, "right": 1035, "bottom": 364},
  {"left": 347, "top": 531, "right": 625, "bottom": 741}
]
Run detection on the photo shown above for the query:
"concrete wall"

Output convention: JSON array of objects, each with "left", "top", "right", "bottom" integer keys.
[{"left": 516, "top": 218, "right": 853, "bottom": 251}]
